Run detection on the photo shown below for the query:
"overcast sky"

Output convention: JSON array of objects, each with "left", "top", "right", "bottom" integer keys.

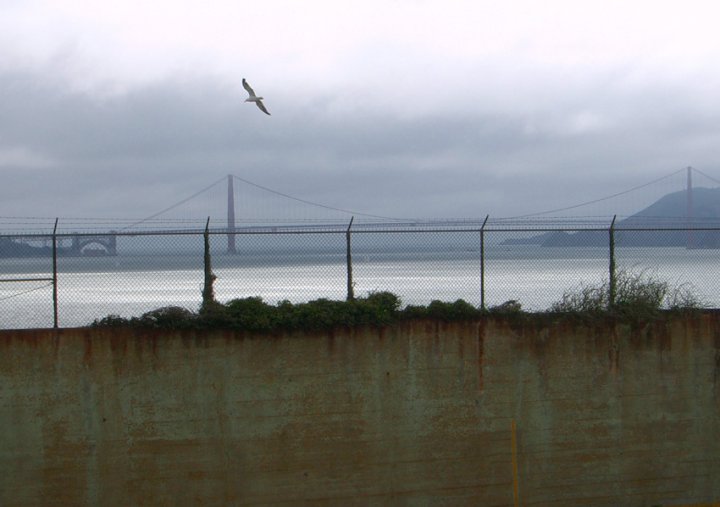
[{"left": 2, "top": 0, "right": 720, "bottom": 224}]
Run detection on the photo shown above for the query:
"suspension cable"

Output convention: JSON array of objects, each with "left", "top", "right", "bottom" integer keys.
[{"left": 509, "top": 167, "right": 687, "bottom": 219}]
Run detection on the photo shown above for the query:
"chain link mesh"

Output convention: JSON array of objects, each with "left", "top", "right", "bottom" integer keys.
[{"left": 2, "top": 225, "right": 719, "bottom": 329}]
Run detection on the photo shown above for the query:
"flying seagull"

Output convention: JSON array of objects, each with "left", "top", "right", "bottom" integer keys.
[{"left": 242, "top": 78, "right": 270, "bottom": 115}]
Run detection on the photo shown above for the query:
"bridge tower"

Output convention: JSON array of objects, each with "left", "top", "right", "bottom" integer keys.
[
  {"left": 687, "top": 166, "right": 694, "bottom": 249},
  {"left": 227, "top": 174, "right": 237, "bottom": 253}
]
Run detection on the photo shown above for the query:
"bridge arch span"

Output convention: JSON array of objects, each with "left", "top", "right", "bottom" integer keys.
[{"left": 70, "top": 236, "right": 117, "bottom": 256}]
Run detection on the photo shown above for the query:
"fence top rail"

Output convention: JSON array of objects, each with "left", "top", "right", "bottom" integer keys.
[
  {"left": 5, "top": 225, "right": 720, "bottom": 239},
  {"left": 0, "top": 277, "right": 54, "bottom": 283},
  {"left": 5, "top": 214, "right": 720, "bottom": 233}
]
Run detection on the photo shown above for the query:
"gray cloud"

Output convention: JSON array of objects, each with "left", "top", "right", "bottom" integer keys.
[{"left": 1, "top": 68, "right": 720, "bottom": 225}]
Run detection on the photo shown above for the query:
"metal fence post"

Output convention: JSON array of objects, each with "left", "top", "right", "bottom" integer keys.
[
  {"left": 609, "top": 215, "right": 617, "bottom": 309},
  {"left": 480, "top": 214, "right": 489, "bottom": 310},
  {"left": 346, "top": 216, "right": 355, "bottom": 301},
  {"left": 201, "top": 217, "right": 217, "bottom": 310},
  {"left": 52, "top": 217, "right": 59, "bottom": 328}
]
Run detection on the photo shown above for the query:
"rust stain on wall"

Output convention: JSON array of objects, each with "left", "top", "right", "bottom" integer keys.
[
  {"left": 609, "top": 328, "right": 620, "bottom": 374},
  {"left": 82, "top": 330, "right": 93, "bottom": 364},
  {"left": 1, "top": 314, "right": 720, "bottom": 506},
  {"left": 477, "top": 320, "right": 485, "bottom": 394},
  {"left": 108, "top": 331, "right": 127, "bottom": 356}
]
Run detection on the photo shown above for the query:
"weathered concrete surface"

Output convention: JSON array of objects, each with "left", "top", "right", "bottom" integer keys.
[{"left": 1, "top": 316, "right": 719, "bottom": 506}]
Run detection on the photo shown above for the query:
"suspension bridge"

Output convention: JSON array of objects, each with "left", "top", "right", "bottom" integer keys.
[
  {"left": 2, "top": 166, "right": 719, "bottom": 256},
  {"left": 59, "top": 166, "right": 720, "bottom": 227},
  {"left": 63, "top": 166, "right": 720, "bottom": 228},
  {"left": 93, "top": 166, "right": 720, "bottom": 227}
]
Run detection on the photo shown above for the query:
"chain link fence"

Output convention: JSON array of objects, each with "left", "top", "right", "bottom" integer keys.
[{"left": 2, "top": 219, "right": 719, "bottom": 329}]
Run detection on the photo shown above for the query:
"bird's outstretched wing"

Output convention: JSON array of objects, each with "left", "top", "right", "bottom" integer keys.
[
  {"left": 242, "top": 78, "right": 256, "bottom": 98},
  {"left": 255, "top": 100, "right": 271, "bottom": 115}
]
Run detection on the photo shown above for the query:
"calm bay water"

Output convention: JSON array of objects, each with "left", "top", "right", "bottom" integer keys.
[{"left": 2, "top": 246, "right": 719, "bottom": 329}]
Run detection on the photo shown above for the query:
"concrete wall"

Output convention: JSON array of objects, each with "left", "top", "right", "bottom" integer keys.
[{"left": 1, "top": 316, "right": 719, "bottom": 506}]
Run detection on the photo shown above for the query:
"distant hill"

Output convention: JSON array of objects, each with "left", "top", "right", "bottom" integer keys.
[
  {"left": 626, "top": 187, "right": 720, "bottom": 224},
  {"left": 503, "top": 187, "right": 720, "bottom": 248}
]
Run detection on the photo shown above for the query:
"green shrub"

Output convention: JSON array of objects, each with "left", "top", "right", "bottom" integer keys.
[
  {"left": 489, "top": 300, "right": 523, "bottom": 314},
  {"left": 136, "top": 306, "right": 196, "bottom": 328},
  {"left": 551, "top": 269, "right": 704, "bottom": 319},
  {"left": 354, "top": 291, "right": 401, "bottom": 325},
  {"left": 401, "top": 299, "right": 483, "bottom": 321},
  {"left": 613, "top": 269, "right": 668, "bottom": 318},
  {"left": 91, "top": 314, "right": 130, "bottom": 327},
  {"left": 90, "top": 273, "right": 705, "bottom": 332},
  {"left": 426, "top": 299, "right": 481, "bottom": 320},
  {"left": 666, "top": 283, "right": 706, "bottom": 313},
  {"left": 91, "top": 292, "right": 493, "bottom": 331},
  {"left": 223, "top": 296, "right": 279, "bottom": 331},
  {"left": 290, "top": 298, "right": 356, "bottom": 330},
  {"left": 551, "top": 283, "right": 608, "bottom": 315}
]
